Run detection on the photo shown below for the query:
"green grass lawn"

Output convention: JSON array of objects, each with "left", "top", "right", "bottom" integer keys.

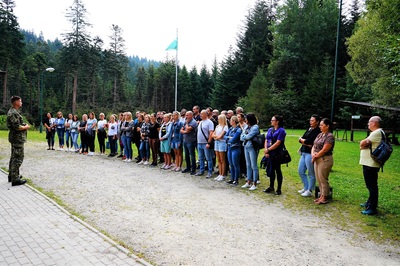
[{"left": 1, "top": 129, "right": 399, "bottom": 245}]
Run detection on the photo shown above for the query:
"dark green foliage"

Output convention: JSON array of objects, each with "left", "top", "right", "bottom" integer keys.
[
  {"left": 213, "top": 0, "right": 275, "bottom": 110},
  {"left": 198, "top": 65, "right": 213, "bottom": 109},
  {"left": 178, "top": 66, "right": 193, "bottom": 110},
  {"left": 347, "top": 0, "right": 400, "bottom": 107},
  {"left": 1, "top": 0, "right": 398, "bottom": 132},
  {"left": 237, "top": 67, "right": 273, "bottom": 127},
  {"left": 269, "top": 0, "right": 338, "bottom": 92},
  {"left": 0, "top": 0, "right": 26, "bottom": 108}
]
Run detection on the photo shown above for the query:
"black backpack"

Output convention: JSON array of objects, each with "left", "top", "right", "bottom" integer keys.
[{"left": 370, "top": 130, "right": 393, "bottom": 167}]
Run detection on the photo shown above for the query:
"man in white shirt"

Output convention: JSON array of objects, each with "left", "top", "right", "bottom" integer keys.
[
  {"left": 359, "top": 116, "right": 383, "bottom": 215},
  {"left": 195, "top": 110, "right": 214, "bottom": 178}
]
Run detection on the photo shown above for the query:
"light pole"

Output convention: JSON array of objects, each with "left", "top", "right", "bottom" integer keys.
[
  {"left": 331, "top": 0, "right": 343, "bottom": 122},
  {"left": 39, "top": 67, "right": 55, "bottom": 133}
]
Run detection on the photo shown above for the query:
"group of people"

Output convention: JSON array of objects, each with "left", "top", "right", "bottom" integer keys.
[{"left": 6, "top": 96, "right": 385, "bottom": 215}]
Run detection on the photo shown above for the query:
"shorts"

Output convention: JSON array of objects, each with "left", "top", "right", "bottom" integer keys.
[
  {"left": 214, "top": 140, "right": 227, "bottom": 152},
  {"left": 160, "top": 139, "right": 171, "bottom": 153},
  {"left": 171, "top": 139, "right": 182, "bottom": 149}
]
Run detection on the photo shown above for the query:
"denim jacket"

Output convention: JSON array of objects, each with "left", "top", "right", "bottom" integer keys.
[
  {"left": 171, "top": 121, "right": 183, "bottom": 143},
  {"left": 55, "top": 118, "right": 65, "bottom": 129},
  {"left": 240, "top": 124, "right": 259, "bottom": 148},
  {"left": 159, "top": 122, "right": 173, "bottom": 141},
  {"left": 225, "top": 126, "right": 242, "bottom": 148}
]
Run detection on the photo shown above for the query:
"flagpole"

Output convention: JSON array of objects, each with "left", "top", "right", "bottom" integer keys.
[{"left": 175, "top": 28, "right": 178, "bottom": 111}]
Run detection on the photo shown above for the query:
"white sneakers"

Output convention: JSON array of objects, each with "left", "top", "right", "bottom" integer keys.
[
  {"left": 241, "top": 183, "right": 251, "bottom": 188},
  {"left": 143, "top": 161, "right": 149, "bottom": 165},
  {"left": 88, "top": 152, "right": 94, "bottom": 156},
  {"left": 298, "top": 188, "right": 312, "bottom": 197},
  {"left": 214, "top": 175, "right": 224, "bottom": 181},
  {"left": 241, "top": 183, "right": 257, "bottom": 190},
  {"left": 249, "top": 185, "right": 257, "bottom": 191},
  {"left": 137, "top": 160, "right": 144, "bottom": 165},
  {"left": 213, "top": 175, "right": 225, "bottom": 182}
]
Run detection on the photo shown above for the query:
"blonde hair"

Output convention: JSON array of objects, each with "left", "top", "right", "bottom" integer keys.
[
  {"left": 218, "top": 114, "right": 228, "bottom": 127},
  {"left": 173, "top": 111, "right": 181, "bottom": 118},
  {"left": 230, "top": 115, "right": 239, "bottom": 125},
  {"left": 125, "top": 112, "right": 133, "bottom": 121},
  {"left": 164, "top": 113, "right": 172, "bottom": 121},
  {"left": 109, "top": 114, "right": 117, "bottom": 122}
]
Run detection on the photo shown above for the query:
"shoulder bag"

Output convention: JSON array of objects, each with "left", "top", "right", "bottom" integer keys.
[{"left": 370, "top": 130, "right": 393, "bottom": 167}]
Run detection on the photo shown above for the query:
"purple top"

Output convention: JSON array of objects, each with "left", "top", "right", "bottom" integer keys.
[
  {"left": 266, "top": 127, "right": 286, "bottom": 147},
  {"left": 266, "top": 127, "right": 286, "bottom": 156}
]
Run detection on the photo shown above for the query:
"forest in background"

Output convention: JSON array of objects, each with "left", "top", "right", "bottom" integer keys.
[{"left": 1, "top": 0, "right": 399, "bottom": 128}]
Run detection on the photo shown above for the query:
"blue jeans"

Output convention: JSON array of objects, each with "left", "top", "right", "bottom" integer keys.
[
  {"left": 227, "top": 146, "right": 241, "bottom": 182},
  {"left": 298, "top": 152, "right": 315, "bottom": 191},
  {"left": 71, "top": 131, "right": 79, "bottom": 150},
  {"left": 122, "top": 136, "right": 132, "bottom": 159},
  {"left": 198, "top": 143, "right": 213, "bottom": 174},
  {"left": 183, "top": 141, "right": 196, "bottom": 172},
  {"left": 139, "top": 140, "right": 150, "bottom": 160},
  {"left": 244, "top": 145, "right": 258, "bottom": 183},
  {"left": 65, "top": 130, "right": 72, "bottom": 148},
  {"left": 56, "top": 128, "right": 65, "bottom": 147}
]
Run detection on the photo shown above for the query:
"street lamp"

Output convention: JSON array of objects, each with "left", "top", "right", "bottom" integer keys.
[{"left": 39, "top": 67, "right": 55, "bottom": 133}]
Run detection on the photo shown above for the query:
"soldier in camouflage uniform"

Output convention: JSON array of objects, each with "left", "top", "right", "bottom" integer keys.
[{"left": 7, "top": 96, "right": 30, "bottom": 186}]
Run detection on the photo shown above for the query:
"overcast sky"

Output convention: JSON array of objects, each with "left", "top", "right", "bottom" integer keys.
[{"left": 14, "top": 0, "right": 258, "bottom": 70}]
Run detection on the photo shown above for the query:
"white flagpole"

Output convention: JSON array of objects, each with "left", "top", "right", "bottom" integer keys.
[{"left": 175, "top": 28, "right": 178, "bottom": 111}]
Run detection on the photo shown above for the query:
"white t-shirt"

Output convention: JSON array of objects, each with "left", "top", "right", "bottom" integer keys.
[
  {"left": 214, "top": 125, "right": 228, "bottom": 139},
  {"left": 97, "top": 119, "right": 107, "bottom": 130},
  {"left": 359, "top": 128, "right": 382, "bottom": 168},
  {"left": 108, "top": 122, "right": 118, "bottom": 136},
  {"left": 65, "top": 119, "right": 73, "bottom": 131},
  {"left": 197, "top": 119, "right": 214, "bottom": 144}
]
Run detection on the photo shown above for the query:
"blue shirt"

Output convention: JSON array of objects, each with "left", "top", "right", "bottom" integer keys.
[
  {"left": 240, "top": 124, "right": 259, "bottom": 148},
  {"left": 55, "top": 117, "right": 65, "bottom": 129}
]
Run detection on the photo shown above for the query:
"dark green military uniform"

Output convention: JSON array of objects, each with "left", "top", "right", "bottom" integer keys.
[{"left": 7, "top": 106, "right": 27, "bottom": 182}]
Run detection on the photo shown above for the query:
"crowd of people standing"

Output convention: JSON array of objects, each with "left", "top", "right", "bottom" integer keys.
[
  {"left": 40, "top": 105, "right": 385, "bottom": 214},
  {"left": 42, "top": 107, "right": 332, "bottom": 199},
  {"left": 3, "top": 94, "right": 384, "bottom": 216}
]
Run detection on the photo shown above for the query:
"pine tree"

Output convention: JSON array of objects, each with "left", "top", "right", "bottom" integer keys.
[
  {"left": 0, "top": 0, "right": 25, "bottom": 108},
  {"left": 61, "top": 0, "right": 92, "bottom": 113}
]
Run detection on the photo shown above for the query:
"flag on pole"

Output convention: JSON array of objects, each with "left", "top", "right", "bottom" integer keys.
[{"left": 166, "top": 39, "right": 178, "bottom": 50}]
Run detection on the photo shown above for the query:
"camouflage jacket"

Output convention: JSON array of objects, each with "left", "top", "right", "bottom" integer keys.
[{"left": 7, "top": 107, "right": 27, "bottom": 144}]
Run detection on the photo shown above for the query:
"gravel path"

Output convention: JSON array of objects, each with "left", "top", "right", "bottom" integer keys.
[{"left": 1, "top": 141, "right": 399, "bottom": 265}]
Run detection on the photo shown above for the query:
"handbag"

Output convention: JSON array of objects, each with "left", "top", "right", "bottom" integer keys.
[
  {"left": 276, "top": 145, "right": 291, "bottom": 165},
  {"left": 370, "top": 130, "right": 392, "bottom": 166},
  {"left": 251, "top": 132, "right": 265, "bottom": 151}
]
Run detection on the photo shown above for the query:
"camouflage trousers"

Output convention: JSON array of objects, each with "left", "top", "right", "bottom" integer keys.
[{"left": 9, "top": 143, "right": 24, "bottom": 182}]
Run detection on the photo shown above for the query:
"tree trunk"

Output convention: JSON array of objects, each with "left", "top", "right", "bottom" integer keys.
[
  {"left": 113, "top": 75, "right": 117, "bottom": 109},
  {"left": 72, "top": 72, "right": 78, "bottom": 114},
  {"left": 2, "top": 63, "right": 8, "bottom": 108}
]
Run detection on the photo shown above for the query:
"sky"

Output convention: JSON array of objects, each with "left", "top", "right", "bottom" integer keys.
[{"left": 13, "top": 0, "right": 259, "bottom": 70}]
